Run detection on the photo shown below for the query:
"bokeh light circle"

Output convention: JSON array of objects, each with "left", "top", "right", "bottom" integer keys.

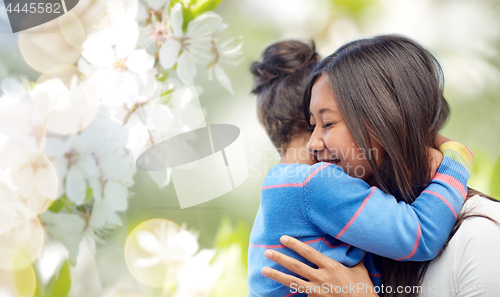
[
  {"left": 18, "top": 14, "right": 84, "bottom": 73},
  {"left": 0, "top": 202, "right": 44, "bottom": 266},
  {"left": 58, "top": 12, "right": 85, "bottom": 50},
  {"left": 124, "top": 219, "right": 182, "bottom": 287},
  {"left": 32, "top": 75, "right": 100, "bottom": 135},
  {"left": 0, "top": 101, "right": 46, "bottom": 168},
  {"left": 7, "top": 153, "right": 59, "bottom": 215},
  {"left": 36, "top": 64, "right": 86, "bottom": 87},
  {"left": 0, "top": 247, "right": 36, "bottom": 297}
]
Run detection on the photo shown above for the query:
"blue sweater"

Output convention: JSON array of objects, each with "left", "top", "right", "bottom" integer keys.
[{"left": 248, "top": 142, "right": 474, "bottom": 297}]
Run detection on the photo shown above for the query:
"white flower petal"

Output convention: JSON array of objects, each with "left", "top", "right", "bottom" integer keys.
[
  {"left": 134, "top": 256, "right": 162, "bottom": 268},
  {"left": 173, "top": 229, "right": 199, "bottom": 257},
  {"left": 147, "top": 168, "right": 171, "bottom": 189},
  {"left": 103, "top": 181, "right": 128, "bottom": 211},
  {"left": 89, "top": 200, "right": 123, "bottom": 228},
  {"left": 125, "top": 50, "right": 155, "bottom": 73},
  {"left": 214, "top": 64, "right": 234, "bottom": 94},
  {"left": 34, "top": 165, "right": 58, "bottom": 201},
  {"left": 40, "top": 212, "right": 86, "bottom": 265},
  {"left": 79, "top": 156, "right": 98, "bottom": 177},
  {"left": 115, "top": 20, "right": 139, "bottom": 58},
  {"left": 82, "top": 30, "right": 116, "bottom": 67},
  {"left": 159, "top": 39, "right": 181, "bottom": 69},
  {"left": 136, "top": 2, "right": 149, "bottom": 23},
  {"left": 186, "top": 12, "right": 221, "bottom": 39},
  {"left": 216, "top": 21, "right": 228, "bottom": 32},
  {"left": 65, "top": 166, "right": 86, "bottom": 205},
  {"left": 176, "top": 52, "right": 197, "bottom": 85},
  {"left": 51, "top": 157, "right": 67, "bottom": 198},
  {"left": 136, "top": 230, "right": 162, "bottom": 254},
  {"left": 220, "top": 37, "right": 243, "bottom": 60},
  {"left": 43, "top": 137, "right": 67, "bottom": 158},
  {"left": 170, "top": 3, "right": 184, "bottom": 37},
  {"left": 146, "top": 0, "right": 169, "bottom": 11}
]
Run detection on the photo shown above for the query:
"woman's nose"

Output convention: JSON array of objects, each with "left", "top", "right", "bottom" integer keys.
[{"left": 307, "top": 129, "right": 325, "bottom": 154}]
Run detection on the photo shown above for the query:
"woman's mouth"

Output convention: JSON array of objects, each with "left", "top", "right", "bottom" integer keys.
[{"left": 318, "top": 159, "right": 340, "bottom": 165}]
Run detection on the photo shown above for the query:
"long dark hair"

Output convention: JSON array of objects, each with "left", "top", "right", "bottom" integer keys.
[{"left": 303, "top": 35, "right": 498, "bottom": 297}]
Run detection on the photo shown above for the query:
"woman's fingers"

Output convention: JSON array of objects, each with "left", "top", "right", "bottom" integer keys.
[
  {"left": 264, "top": 249, "right": 315, "bottom": 280},
  {"left": 280, "top": 236, "right": 334, "bottom": 269},
  {"left": 261, "top": 266, "right": 309, "bottom": 289}
]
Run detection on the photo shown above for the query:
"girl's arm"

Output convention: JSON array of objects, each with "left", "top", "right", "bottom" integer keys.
[{"left": 303, "top": 141, "right": 473, "bottom": 261}]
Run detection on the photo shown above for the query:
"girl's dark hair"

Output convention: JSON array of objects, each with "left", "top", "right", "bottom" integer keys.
[
  {"left": 251, "top": 40, "right": 320, "bottom": 151},
  {"left": 302, "top": 35, "right": 498, "bottom": 297}
]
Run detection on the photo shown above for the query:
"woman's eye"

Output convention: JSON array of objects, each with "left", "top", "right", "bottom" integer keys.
[
  {"left": 309, "top": 125, "right": 316, "bottom": 131},
  {"left": 322, "top": 122, "right": 336, "bottom": 128}
]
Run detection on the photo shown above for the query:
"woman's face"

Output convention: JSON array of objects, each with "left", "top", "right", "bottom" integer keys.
[{"left": 307, "top": 75, "right": 384, "bottom": 182}]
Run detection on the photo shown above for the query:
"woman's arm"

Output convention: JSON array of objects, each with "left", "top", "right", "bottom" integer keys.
[
  {"left": 262, "top": 236, "right": 377, "bottom": 297},
  {"left": 303, "top": 141, "right": 473, "bottom": 261}
]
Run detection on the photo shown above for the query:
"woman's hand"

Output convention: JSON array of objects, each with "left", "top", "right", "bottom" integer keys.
[{"left": 262, "top": 236, "right": 378, "bottom": 297}]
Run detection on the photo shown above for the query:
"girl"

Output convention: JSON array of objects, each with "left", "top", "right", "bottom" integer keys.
[
  {"left": 249, "top": 39, "right": 474, "bottom": 297},
  {"left": 262, "top": 35, "right": 500, "bottom": 297}
]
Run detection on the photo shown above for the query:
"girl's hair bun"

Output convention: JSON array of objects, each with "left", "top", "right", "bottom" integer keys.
[{"left": 251, "top": 40, "right": 319, "bottom": 94}]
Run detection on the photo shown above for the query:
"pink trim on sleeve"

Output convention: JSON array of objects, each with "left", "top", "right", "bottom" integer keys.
[
  {"left": 423, "top": 190, "right": 458, "bottom": 219},
  {"left": 335, "top": 187, "right": 376, "bottom": 239},
  {"left": 262, "top": 163, "right": 331, "bottom": 190},
  {"left": 396, "top": 223, "right": 422, "bottom": 261}
]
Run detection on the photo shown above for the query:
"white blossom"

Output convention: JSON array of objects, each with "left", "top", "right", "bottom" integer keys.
[
  {"left": 45, "top": 107, "right": 136, "bottom": 230},
  {"left": 207, "top": 36, "right": 243, "bottom": 94},
  {"left": 134, "top": 222, "right": 199, "bottom": 268},
  {"left": 31, "top": 77, "right": 100, "bottom": 135},
  {"left": 174, "top": 249, "right": 223, "bottom": 297},
  {"left": 81, "top": 0, "right": 159, "bottom": 111},
  {"left": 159, "top": 3, "right": 222, "bottom": 85}
]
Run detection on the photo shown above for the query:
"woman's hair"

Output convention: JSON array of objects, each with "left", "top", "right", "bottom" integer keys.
[
  {"left": 251, "top": 40, "right": 320, "bottom": 151},
  {"left": 302, "top": 35, "right": 498, "bottom": 297}
]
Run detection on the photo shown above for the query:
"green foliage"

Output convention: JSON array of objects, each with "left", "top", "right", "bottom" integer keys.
[
  {"left": 214, "top": 216, "right": 249, "bottom": 269},
  {"left": 191, "top": 0, "right": 224, "bottom": 17},
  {"left": 45, "top": 261, "right": 71, "bottom": 297},
  {"left": 491, "top": 154, "right": 500, "bottom": 199},
  {"left": 48, "top": 199, "right": 64, "bottom": 213},
  {"left": 85, "top": 186, "right": 93, "bottom": 202},
  {"left": 30, "top": 261, "right": 71, "bottom": 297},
  {"left": 157, "top": 71, "right": 170, "bottom": 82},
  {"left": 48, "top": 195, "right": 74, "bottom": 213},
  {"left": 170, "top": 0, "right": 224, "bottom": 31},
  {"left": 468, "top": 147, "right": 495, "bottom": 196},
  {"left": 209, "top": 224, "right": 249, "bottom": 297},
  {"left": 14, "top": 263, "right": 36, "bottom": 297},
  {"left": 49, "top": 187, "right": 92, "bottom": 213},
  {"left": 332, "top": 0, "right": 376, "bottom": 16}
]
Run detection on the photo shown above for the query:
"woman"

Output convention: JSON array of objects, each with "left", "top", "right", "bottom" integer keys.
[{"left": 261, "top": 35, "right": 500, "bottom": 296}]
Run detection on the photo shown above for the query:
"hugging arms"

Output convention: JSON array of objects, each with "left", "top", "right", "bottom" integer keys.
[{"left": 249, "top": 36, "right": 500, "bottom": 297}]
